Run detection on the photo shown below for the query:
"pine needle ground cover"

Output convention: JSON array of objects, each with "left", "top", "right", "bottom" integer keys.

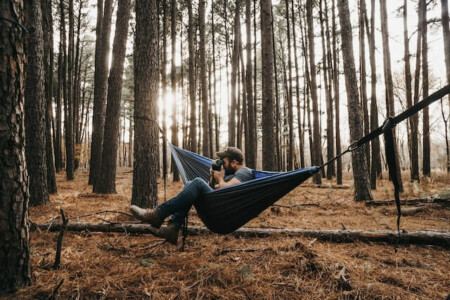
[{"left": 8, "top": 170, "right": 449, "bottom": 299}]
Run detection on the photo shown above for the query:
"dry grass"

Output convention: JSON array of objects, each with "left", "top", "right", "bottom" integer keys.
[{"left": 5, "top": 169, "right": 449, "bottom": 299}]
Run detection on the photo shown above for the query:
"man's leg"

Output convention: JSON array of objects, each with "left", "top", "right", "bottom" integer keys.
[{"left": 157, "top": 178, "right": 213, "bottom": 228}]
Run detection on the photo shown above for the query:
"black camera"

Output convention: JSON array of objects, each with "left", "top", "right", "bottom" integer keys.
[{"left": 211, "top": 159, "right": 224, "bottom": 171}]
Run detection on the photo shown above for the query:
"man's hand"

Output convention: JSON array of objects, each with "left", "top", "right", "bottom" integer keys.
[{"left": 212, "top": 165, "right": 225, "bottom": 182}]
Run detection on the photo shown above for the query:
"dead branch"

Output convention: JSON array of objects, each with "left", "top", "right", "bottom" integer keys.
[
  {"left": 74, "top": 210, "right": 133, "bottom": 219},
  {"left": 53, "top": 209, "right": 68, "bottom": 269},
  {"left": 365, "top": 197, "right": 450, "bottom": 207},
  {"left": 31, "top": 222, "right": 450, "bottom": 248},
  {"left": 273, "top": 203, "right": 320, "bottom": 208},
  {"left": 48, "top": 279, "right": 64, "bottom": 300}
]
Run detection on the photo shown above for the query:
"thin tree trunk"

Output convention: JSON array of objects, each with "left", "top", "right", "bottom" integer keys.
[
  {"left": 132, "top": 0, "right": 159, "bottom": 208},
  {"left": 403, "top": 0, "right": 417, "bottom": 181},
  {"left": 379, "top": 0, "right": 404, "bottom": 192},
  {"left": 359, "top": 0, "right": 370, "bottom": 176},
  {"left": 187, "top": 1, "right": 196, "bottom": 152},
  {"left": 442, "top": 0, "right": 450, "bottom": 173},
  {"left": 261, "top": 0, "right": 277, "bottom": 170},
  {"left": 199, "top": 0, "right": 209, "bottom": 156},
  {"left": 229, "top": 0, "right": 240, "bottom": 147},
  {"left": 412, "top": 0, "right": 422, "bottom": 181},
  {"left": 55, "top": 24, "right": 63, "bottom": 172},
  {"left": 421, "top": 0, "right": 430, "bottom": 177},
  {"left": 245, "top": 0, "right": 257, "bottom": 169},
  {"left": 306, "top": 0, "right": 322, "bottom": 184},
  {"left": 337, "top": 0, "right": 373, "bottom": 201},
  {"left": 25, "top": 0, "right": 50, "bottom": 206},
  {"left": 89, "top": 0, "right": 113, "bottom": 185},
  {"left": 59, "top": 0, "right": 68, "bottom": 171},
  {"left": 171, "top": 0, "right": 180, "bottom": 181},
  {"left": 332, "top": 0, "right": 342, "bottom": 184},
  {"left": 42, "top": 0, "right": 57, "bottom": 193},
  {"left": 66, "top": 0, "right": 75, "bottom": 180},
  {"left": 95, "top": 0, "right": 131, "bottom": 194},
  {"left": 0, "top": 1, "right": 31, "bottom": 290},
  {"left": 271, "top": 4, "right": 281, "bottom": 170},
  {"left": 285, "top": 0, "right": 294, "bottom": 171},
  {"left": 319, "top": 0, "right": 334, "bottom": 179},
  {"left": 366, "top": 0, "right": 381, "bottom": 189},
  {"left": 292, "top": 0, "right": 304, "bottom": 169}
]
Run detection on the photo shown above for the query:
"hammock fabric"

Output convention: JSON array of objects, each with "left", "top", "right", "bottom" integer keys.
[{"left": 170, "top": 144, "right": 319, "bottom": 234}]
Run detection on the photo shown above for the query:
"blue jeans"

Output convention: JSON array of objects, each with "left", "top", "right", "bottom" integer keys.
[{"left": 156, "top": 178, "right": 213, "bottom": 228}]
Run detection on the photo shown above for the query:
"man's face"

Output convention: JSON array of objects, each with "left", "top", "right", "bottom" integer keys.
[{"left": 222, "top": 157, "right": 238, "bottom": 173}]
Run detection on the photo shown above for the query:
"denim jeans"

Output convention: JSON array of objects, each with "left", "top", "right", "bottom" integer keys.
[{"left": 156, "top": 178, "right": 213, "bottom": 228}]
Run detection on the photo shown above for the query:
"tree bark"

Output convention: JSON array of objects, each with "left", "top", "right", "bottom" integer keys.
[
  {"left": 260, "top": 0, "right": 278, "bottom": 171},
  {"left": 187, "top": 1, "right": 197, "bottom": 152},
  {"left": 285, "top": 0, "right": 295, "bottom": 171},
  {"left": 367, "top": 0, "right": 381, "bottom": 189},
  {"left": 403, "top": 0, "right": 418, "bottom": 181},
  {"left": 442, "top": 0, "right": 450, "bottom": 173},
  {"left": 412, "top": 0, "right": 422, "bottom": 182},
  {"left": 421, "top": 0, "right": 430, "bottom": 177},
  {"left": 0, "top": 0, "right": 32, "bottom": 292},
  {"left": 306, "top": 0, "right": 322, "bottom": 184},
  {"left": 132, "top": 0, "right": 159, "bottom": 208},
  {"left": 66, "top": 0, "right": 75, "bottom": 180},
  {"left": 332, "top": 0, "right": 342, "bottom": 184},
  {"left": 42, "top": 0, "right": 57, "bottom": 194},
  {"left": 89, "top": 0, "right": 113, "bottom": 185},
  {"left": 95, "top": 0, "right": 131, "bottom": 194},
  {"left": 25, "top": 0, "right": 50, "bottom": 206},
  {"left": 246, "top": 0, "right": 257, "bottom": 169},
  {"left": 199, "top": 0, "right": 209, "bottom": 156},
  {"left": 337, "top": 0, "right": 373, "bottom": 201},
  {"left": 171, "top": 0, "right": 180, "bottom": 181},
  {"left": 379, "top": 0, "right": 404, "bottom": 192},
  {"left": 229, "top": 0, "right": 241, "bottom": 147}
]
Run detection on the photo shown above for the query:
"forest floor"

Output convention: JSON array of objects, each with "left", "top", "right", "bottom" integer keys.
[{"left": 7, "top": 168, "right": 450, "bottom": 299}]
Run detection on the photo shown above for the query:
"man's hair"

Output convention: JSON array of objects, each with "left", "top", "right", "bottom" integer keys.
[{"left": 216, "top": 147, "right": 244, "bottom": 164}]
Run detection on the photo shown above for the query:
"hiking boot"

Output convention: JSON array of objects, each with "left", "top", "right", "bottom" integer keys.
[
  {"left": 156, "top": 223, "right": 180, "bottom": 245},
  {"left": 130, "top": 205, "right": 164, "bottom": 228}
]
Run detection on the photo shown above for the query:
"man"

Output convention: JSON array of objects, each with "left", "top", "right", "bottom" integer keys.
[{"left": 130, "top": 147, "right": 254, "bottom": 245}]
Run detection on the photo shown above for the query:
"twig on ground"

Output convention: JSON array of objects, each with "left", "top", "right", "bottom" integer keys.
[
  {"left": 47, "top": 279, "right": 64, "bottom": 300},
  {"left": 273, "top": 203, "right": 320, "bottom": 209},
  {"left": 74, "top": 210, "right": 133, "bottom": 220},
  {"left": 365, "top": 197, "right": 450, "bottom": 207},
  {"left": 216, "top": 248, "right": 266, "bottom": 256},
  {"left": 53, "top": 209, "right": 68, "bottom": 269}
]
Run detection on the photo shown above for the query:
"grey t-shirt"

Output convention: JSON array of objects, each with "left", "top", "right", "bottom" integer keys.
[{"left": 224, "top": 167, "right": 254, "bottom": 183}]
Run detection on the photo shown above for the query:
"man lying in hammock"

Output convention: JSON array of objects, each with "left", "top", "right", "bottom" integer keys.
[{"left": 130, "top": 147, "right": 254, "bottom": 245}]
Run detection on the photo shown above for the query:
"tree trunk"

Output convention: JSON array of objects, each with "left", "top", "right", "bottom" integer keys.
[
  {"left": 95, "top": 0, "right": 131, "bottom": 194},
  {"left": 306, "top": 0, "right": 322, "bottom": 184},
  {"left": 42, "top": 0, "right": 57, "bottom": 194},
  {"left": 412, "top": 0, "right": 422, "bottom": 182},
  {"left": 25, "top": 0, "right": 50, "bottom": 206},
  {"left": 421, "top": 0, "right": 430, "bottom": 177},
  {"left": 89, "top": 0, "right": 113, "bottom": 185},
  {"left": 403, "top": 0, "right": 418, "bottom": 181},
  {"left": 199, "top": 0, "right": 209, "bottom": 156},
  {"left": 73, "top": 0, "right": 83, "bottom": 170},
  {"left": 132, "top": 0, "right": 159, "bottom": 208},
  {"left": 246, "top": 0, "right": 257, "bottom": 169},
  {"left": 379, "top": 0, "right": 403, "bottom": 192},
  {"left": 359, "top": 0, "right": 370, "bottom": 176},
  {"left": 331, "top": 0, "right": 342, "bottom": 184},
  {"left": 366, "top": 0, "right": 381, "bottom": 189},
  {"left": 443, "top": 0, "right": 450, "bottom": 173},
  {"left": 319, "top": 0, "right": 334, "bottom": 179},
  {"left": 271, "top": 4, "right": 281, "bottom": 171},
  {"left": 0, "top": 0, "right": 32, "bottom": 292},
  {"left": 55, "top": 38, "right": 63, "bottom": 172},
  {"left": 229, "top": 0, "right": 241, "bottom": 147},
  {"left": 337, "top": 0, "right": 373, "bottom": 201},
  {"left": 292, "top": 0, "right": 304, "bottom": 169},
  {"left": 171, "top": 0, "right": 180, "bottom": 181},
  {"left": 187, "top": 1, "right": 197, "bottom": 152},
  {"left": 59, "top": 0, "right": 68, "bottom": 171},
  {"left": 66, "top": 0, "right": 75, "bottom": 180},
  {"left": 260, "top": 0, "right": 278, "bottom": 171},
  {"left": 285, "top": 0, "right": 295, "bottom": 171}
]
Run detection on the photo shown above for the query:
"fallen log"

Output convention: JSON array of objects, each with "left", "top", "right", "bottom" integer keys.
[
  {"left": 365, "top": 197, "right": 450, "bottom": 207},
  {"left": 30, "top": 222, "right": 450, "bottom": 248}
]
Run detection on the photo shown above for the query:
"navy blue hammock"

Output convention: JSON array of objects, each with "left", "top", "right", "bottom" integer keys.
[
  {"left": 168, "top": 84, "right": 450, "bottom": 235},
  {"left": 169, "top": 144, "right": 319, "bottom": 234}
]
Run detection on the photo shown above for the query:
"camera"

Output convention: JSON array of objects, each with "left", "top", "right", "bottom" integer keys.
[{"left": 211, "top": 159, "right": 224, "bottom": 171}]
